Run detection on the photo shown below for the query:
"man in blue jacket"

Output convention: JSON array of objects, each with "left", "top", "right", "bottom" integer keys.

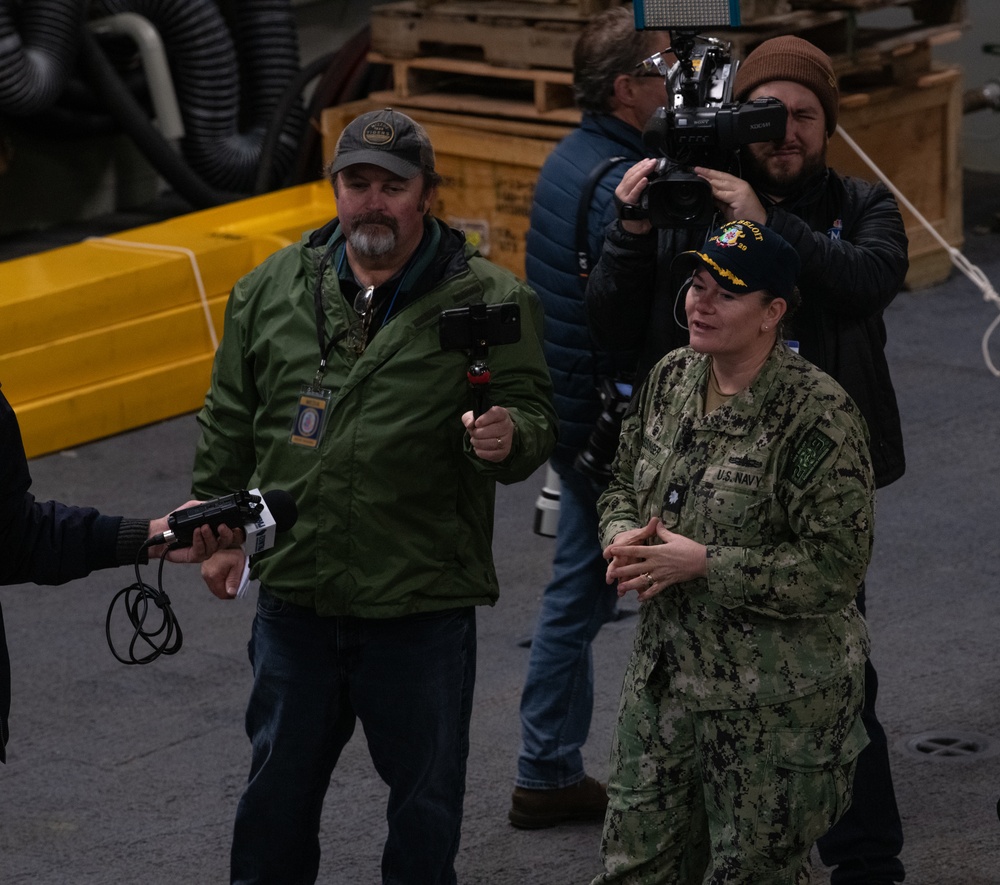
[{"left": 509, "top": 5, "right": 669, "bottom": 829}]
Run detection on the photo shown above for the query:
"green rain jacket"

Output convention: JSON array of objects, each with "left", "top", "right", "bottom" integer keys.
[
  {"left": 599, "top": 343, "right": 874, "bottom": 709},
  {"left": 192, "top": 218, "right": 556, "bottom": 617}
]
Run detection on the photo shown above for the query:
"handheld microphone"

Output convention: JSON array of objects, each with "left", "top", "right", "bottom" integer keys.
[
  {"left": 242, "top": 488, "right": 298, "bottom": 554},
  {"left": 109, "top": 489, "right": 299, "bottom": 666},
  {"left": 150, "top": 489, "right": 298, "bottom": 550}
]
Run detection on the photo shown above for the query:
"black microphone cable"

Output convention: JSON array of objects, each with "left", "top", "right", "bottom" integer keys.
[{"left": 105, "top": 539, "right": 183, "bottom": 665}]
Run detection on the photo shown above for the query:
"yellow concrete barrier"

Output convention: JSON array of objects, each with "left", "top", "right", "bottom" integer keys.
[{"left": 1, "top": 181, "right": 337, "bottom": 459}]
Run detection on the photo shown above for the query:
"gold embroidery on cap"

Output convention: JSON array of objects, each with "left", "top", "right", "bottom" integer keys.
[{"left": 698, "top": 253, "right": 748, "bottom": 289}]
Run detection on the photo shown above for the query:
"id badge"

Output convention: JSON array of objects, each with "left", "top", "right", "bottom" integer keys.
[{"left": 290, "top": 385, "right": 332, "bottom": 448}]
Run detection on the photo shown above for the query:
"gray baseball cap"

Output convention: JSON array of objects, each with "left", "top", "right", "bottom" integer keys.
[{"left": 329, "top": 107, "right": 436, "bottom": 179}]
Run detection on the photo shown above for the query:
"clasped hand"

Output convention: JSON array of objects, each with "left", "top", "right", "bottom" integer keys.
[{"left": 603, "top": 517, "right": 707, "bottom": 601}]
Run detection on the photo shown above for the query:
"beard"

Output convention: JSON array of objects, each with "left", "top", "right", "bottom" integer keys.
[
  {"left": 346, "top": 212, "right": 399, "bottom": 258},
  {"left": 743, "top": 141, "right": 827, "bottom": 199}
]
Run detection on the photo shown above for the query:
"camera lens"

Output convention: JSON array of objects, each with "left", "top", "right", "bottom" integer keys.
[{"left": 672, "top": 180, "right": 703, "bottom": 211}]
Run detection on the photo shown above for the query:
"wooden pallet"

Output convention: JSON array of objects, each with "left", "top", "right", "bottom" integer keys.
[
  {"left": 373, "top": 0, "right": 965, "bottom": 80},
  {"left": 371, "top": 1, "right": 590, "bottom": 70},
  {"left": 367, "top": 51, "right": 580, "bottom": 124},
  {"left": 365, "top": 15, "right": 960, "bottom": 127}
]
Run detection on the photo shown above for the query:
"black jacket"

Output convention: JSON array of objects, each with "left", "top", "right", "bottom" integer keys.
[
  {"left": 0, "top": 385, "right": 147, "bottom": 762},
  {"left": 586, "top": 168, "right": 908, "bottom": 487}
]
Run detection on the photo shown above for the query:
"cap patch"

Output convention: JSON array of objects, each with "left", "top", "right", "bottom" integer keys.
[{"left": 362, "top": 120, "right": 394, "bottom": 146}]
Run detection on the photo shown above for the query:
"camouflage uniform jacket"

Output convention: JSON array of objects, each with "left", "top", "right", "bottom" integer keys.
[{"left": 598, "top": 343, "right": 874, "bottom": 710}]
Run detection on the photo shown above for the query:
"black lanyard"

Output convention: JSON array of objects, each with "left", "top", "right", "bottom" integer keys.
[{"left": 311, "top": 241, "right": 350, "bottom": 384}]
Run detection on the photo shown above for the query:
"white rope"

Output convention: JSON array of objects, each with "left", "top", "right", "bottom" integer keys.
[
  {"left": 835, "top": 124, "right": 1000, "bottom": 376},
  {"left": 84, "top": 236, "right": 219, "bottom": 351}
]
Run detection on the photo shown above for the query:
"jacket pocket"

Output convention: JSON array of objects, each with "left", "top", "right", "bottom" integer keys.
[{"left": 692, "top": 483, "right": 768, "bottom": 546}]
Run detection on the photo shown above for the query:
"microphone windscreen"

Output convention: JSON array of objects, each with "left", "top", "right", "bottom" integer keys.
[{"left": 262, "top": 489, "right": 298, "bottom": 533}]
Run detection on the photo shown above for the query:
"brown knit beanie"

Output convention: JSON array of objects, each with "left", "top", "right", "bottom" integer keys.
[{"left": 734, "top": 35, "right": 839, "bottom": 136}]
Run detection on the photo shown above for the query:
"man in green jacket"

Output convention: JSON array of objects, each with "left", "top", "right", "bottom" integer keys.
[{"left": 194, "top": 108, "right": 556, "bottom": 884}]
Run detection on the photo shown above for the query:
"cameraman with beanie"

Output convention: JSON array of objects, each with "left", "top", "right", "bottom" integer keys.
[{"left": 587, "top": 34, "right": 907, "bottom": 885}]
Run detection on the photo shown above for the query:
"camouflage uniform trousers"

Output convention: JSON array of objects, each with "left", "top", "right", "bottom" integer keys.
[{"left": 593, "top": 658, "right": 868, "bottom": 885}]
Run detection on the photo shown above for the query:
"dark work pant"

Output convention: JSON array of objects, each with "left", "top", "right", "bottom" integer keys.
[
  {"left": 816, "top": 584, "right": 905, "bottom": 884},
  {"left": 230, "top": 589, "right": 477, "bottom": 885}
]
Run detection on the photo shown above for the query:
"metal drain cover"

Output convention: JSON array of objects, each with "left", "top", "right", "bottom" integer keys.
[{"left": 899, "top": 731, "right": 1000, "bottom": 761}]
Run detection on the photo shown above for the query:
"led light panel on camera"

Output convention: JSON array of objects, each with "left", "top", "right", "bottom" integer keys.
[{"left": 633, "top": 0, "right": 742, "bottom": 29}]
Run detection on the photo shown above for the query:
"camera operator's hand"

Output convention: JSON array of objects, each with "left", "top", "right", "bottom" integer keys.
[
  {"left": 462, "top": 406, "right": 516, "bottom": 462},
  {"left": 615, "top": 158, "right": 659, "bottom": 235},
  {"left": 694, "top": 167, "right": 767, "bottom": 226}
]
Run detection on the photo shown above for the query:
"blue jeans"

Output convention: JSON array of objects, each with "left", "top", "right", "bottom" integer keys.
[
  {"left": 516, "top": 457, "right": 619, "bottom": 789},
  {"left": 230, "top": 589, "right": 477, "bottom": 885}
]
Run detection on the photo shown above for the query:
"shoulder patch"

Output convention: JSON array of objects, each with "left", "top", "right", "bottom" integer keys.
[{"left": 788, "top": 427, "right": 837, "bottom": 488}]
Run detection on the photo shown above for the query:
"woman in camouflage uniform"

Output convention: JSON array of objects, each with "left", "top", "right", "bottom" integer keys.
[{"left": 594, "top": 220, "right": 874, "bottom": 884}]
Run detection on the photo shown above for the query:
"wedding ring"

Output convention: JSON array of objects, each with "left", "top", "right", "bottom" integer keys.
[
  {"left": 496, "top": 437, "right": 503, "bottom": 449},
  {"left": 642, "top": 572, "right": 654, "bottom": 588}
]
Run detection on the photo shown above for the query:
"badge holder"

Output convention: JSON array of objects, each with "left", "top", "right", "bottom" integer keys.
[{"left": 290, "top": 384, "right": 332, "bottom": 448}]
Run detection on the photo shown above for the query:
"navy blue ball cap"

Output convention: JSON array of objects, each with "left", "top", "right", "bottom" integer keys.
[
  {"left": 329, "top": 107, "right": 436, "bottom": 180},
  {"left": 672, "top": 220, "right": 801, "bottom": 301}
]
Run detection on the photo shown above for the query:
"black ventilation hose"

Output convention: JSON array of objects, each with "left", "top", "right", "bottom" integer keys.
[
  {"left": 20, "top": 64, "right": 155, "bottom": 138},
  {"left": 79, "top": 25, "right": 246, "bottom": 208},
  {"left": 253, "top": 48, "right": 337, "bottom": 194},
  {"left": 92, "top": 0, "right": 306, "bottom": 193},
  {"left": 0, "top": 0, "right": 87, "bottom": 115}
]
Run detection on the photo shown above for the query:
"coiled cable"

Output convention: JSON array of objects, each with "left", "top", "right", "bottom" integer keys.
[{"left": 106, "top": 540, "right": 183, "bottom": 665}]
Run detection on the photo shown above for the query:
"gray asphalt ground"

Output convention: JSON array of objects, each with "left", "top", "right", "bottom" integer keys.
[{"left": 3, "top": 176, "right": 1000, "bottom": 882}]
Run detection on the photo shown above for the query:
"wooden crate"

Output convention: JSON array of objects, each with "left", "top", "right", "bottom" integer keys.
[
  {"left": 831, "top": 64, "right": 963, "bottom": 288},
  {"left": 322, "top": 100, "right": 566, "bottom": 279}
]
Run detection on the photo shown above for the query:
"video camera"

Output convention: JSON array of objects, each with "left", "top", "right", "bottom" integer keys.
[{"left": 626, "top": 28, "right": 786, "bottom": 227}]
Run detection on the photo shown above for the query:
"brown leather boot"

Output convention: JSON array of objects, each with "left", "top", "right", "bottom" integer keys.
[{"left": 508, "top": 775, "right": 608, "bottom": 829}]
